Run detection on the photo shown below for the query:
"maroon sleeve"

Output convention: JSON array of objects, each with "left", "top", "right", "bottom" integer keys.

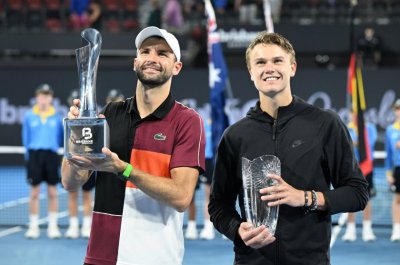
[{"left": 170, "top": 110, "right": 205, "bottom": 174}]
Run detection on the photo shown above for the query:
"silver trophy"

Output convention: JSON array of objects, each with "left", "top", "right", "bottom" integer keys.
[
  {"left": 64, "top": 28, "right": 109, "bottom": 158},
  {"left": 242, "top": 155, "right": 280, "bottom": 235}
]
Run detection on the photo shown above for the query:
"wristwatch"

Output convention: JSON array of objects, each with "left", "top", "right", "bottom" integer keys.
[{"left": 118, "top": 163, "right": 133, "bottom": 181}]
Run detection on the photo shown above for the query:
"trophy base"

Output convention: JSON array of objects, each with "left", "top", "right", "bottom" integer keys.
[{"left": 64, "top": 118, "right": 109, "bottom": 159}]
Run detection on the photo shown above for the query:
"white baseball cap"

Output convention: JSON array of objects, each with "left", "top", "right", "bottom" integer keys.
[{"left": 135, "top": 26, "right": 181, "bottom": 62}]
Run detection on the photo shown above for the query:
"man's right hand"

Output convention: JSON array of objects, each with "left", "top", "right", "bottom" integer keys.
[
  {"left": 238, "top": 222, "right": 275, "bottom": 249},
  {"left": 68, "top": 99, "right": 80, "bottom": 119}
]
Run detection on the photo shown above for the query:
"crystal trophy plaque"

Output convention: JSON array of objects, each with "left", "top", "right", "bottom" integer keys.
[
  {"left": 242, "top": 155, "right": 280, "bottom": 235},
  {"left": 64, "top": 28, "right": 109, "bottom": 158}
]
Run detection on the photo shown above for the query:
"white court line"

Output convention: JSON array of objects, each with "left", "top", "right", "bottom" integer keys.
[
  {"left": 0, "top": 189, "right": 67, "bottom": 210},
  {"left": 0, "top": 189, "right": 76, "bottom": 237},
  {"left": 330, "top": 212, "right": 348, "bottom": 248},
  {"left": 0, "top": 206, "right": 84, "bottom": 238},
  {"left": 0, "top": 226, "right": 23, "bottom": 237},
  {"left": 0, "top": 194, "right": 45, "bottom": 210},
  {"left": 0, "top": 146, "right": 63, "bottom": 155}
]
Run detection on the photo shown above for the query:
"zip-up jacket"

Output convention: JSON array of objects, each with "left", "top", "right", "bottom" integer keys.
[{"left": 209, "top": 96, "right": 369, "bottom": 265}]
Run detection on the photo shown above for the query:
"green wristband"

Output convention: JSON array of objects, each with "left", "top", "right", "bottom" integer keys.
[{"left": 121, "top": 163, "right": 133, "bottom": 179}]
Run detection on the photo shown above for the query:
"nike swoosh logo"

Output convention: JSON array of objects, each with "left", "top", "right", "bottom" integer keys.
[{"left": 292, "top": 140, "right": 304, "bottom": 148}]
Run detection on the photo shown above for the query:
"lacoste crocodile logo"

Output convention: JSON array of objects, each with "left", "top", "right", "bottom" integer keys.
[
  {"left": 154, "top": 133, "right": 167, "bottom": 141},
  {"left": 291, "top": 139, "right": 304, "bottom": 148}
]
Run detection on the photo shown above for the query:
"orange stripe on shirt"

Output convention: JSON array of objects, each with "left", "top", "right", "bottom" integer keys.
[{"left": 127, "top": 149, "right": 171, "bottom": 189}]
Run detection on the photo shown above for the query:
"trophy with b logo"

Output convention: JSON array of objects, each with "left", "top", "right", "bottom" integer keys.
[
  {"left": 64, "top": 28, "right": 109, "bottom": 158},
  {"left": 242, "top": 155, "right": 280, "bottom": 235}
]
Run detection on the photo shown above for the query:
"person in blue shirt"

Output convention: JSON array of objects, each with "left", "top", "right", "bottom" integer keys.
[
  {"left": 385, "top": 98, "right": 400, "bottom": 242},
  {"left": 64, "top": 88, "right": 126, "bottom": 239},
  {"left": 22, "top": 84, "right": 64, "bottom": 239},
  {"left": 199, "top": 117, "right": 216, "bottom": 240},
  {"left": 342, "top": 113, "right": 378, "bottom": 242},
  {"left": 64, "top": 89, "right": 95, "bottom": 239},
  {"left": 183, "top": 104, "right": 215, "bottom": 240}
]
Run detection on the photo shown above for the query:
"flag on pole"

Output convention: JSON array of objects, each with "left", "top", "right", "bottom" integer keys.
[
  {"left": 347, "top": 53, "right": 373, "bottom": 176},
  {"left": 263, "top": 0, "right": 274, "bottom": 33},
  {"left": 204, "top": 0, "right": 230, "bottom": 154}
]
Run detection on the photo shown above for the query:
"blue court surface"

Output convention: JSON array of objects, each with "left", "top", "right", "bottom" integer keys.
[
  {"left": 0, "top": 226, "right": 399, "bottom": 265},
  {"left": 1, "top": 166, "right": 399, "bottom": 264}
]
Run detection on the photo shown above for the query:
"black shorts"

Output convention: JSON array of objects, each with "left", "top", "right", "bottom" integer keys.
[
  {"left": 365, "top": 171, "right": 376, "bottom": 198},
  {"left": 200, "top": 158, "right": 214, "bottom": 185},
  {"left": 27, "top": 150, "right": 60, "bottom": 186},
  {"left": 82, "top": 173, "right": 96, "bottom": 191},
  {"left": 393, "top": 166, "right": 400, "bottom": 194}
]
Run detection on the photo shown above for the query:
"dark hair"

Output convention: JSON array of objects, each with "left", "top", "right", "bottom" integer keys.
[{"left": 35, "top": 83, "right": 54, "bottom": 96}]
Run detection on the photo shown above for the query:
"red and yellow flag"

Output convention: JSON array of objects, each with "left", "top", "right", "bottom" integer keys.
[{"left": 347, "top": 53, "right": 373, "bottom": 176}]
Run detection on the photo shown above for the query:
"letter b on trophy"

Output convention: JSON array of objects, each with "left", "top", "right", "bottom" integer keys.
[{"left": 64, "top": 28, "right": 109, "bottom": 158}]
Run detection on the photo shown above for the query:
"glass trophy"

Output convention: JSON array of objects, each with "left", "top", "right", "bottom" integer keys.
[
  {"left": 64, "top": 28, "right": 109, "bottom": 159},
  {"left": 242, "top": 155, "right": 280, "bottom": 235}
]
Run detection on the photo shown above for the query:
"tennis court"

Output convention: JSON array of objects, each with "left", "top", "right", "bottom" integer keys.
[{"left": 0, "top": 166, "right": 399, "bottom": 264}]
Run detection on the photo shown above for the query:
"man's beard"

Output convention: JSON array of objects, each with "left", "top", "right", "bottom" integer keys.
[{"left": 136, "top": 68, "right": 170, "bottom": 88}]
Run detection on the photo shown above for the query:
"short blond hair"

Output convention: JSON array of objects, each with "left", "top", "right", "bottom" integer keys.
[{"left": 246, "top": 32, "right": 296, "bottom": 70}]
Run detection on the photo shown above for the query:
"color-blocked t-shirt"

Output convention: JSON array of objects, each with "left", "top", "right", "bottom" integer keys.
[{"left": 84, "top": 94, "right": 205, "bottom": 265}]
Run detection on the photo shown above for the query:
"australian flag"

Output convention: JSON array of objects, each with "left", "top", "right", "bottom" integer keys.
[{"left": 205, "top": 0, "right": 230, "bottom": 154}]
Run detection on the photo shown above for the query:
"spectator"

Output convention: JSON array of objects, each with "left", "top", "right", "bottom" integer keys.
[
  {"left": 342, "top": 113, "right": 378, "bottom": 242},
  {"left": 270, "top": 0, "right": 283, "bottom": 23},
  {"left": 385, "top": 98, "right": 400, "bottom": 242},
  {"left": 88, "top": 0, "right": 102, "bottom": 30},
  {"left": 163, "top": 0, "right": 184, "bottom": 32},
  {"left": 69, "top": 0, "right": 90, "bottom": 30},
  {"left": 357, "top": 26, "right": 382, "bottom": 68},
  {"left": 64, "top": 89, "right": 95, "bottom": 239},
  {"left": 235, "top": 0, "right": 262, "bottom": 25},
  {"left": 213, "top": 0, "right": 229, "bottom": 15},
  {"left": 182, "top": 0, "right": 205, "bottom": 25},
  {"left": 147, "top": 0, "right": 162, "bottom": 28},
  {"left": 199, "top": 117, "right": 216, "bottom": 240},
  {"left": 186, "top": 25, "right": 208, "bottom": 68},
  {"left": 22, "top": 84, "right": 64, "bottom": 239},
  {"left": 182, "top": 101, "right": 215, "bottom": 241}
]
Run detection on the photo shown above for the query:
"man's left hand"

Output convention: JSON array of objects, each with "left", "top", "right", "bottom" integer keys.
[
  {"left": 260, "top": 174, "right": 304, "bottom": 207},
  {"left": 67, "top": 147, "right": 126, "bottom": 175}
]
